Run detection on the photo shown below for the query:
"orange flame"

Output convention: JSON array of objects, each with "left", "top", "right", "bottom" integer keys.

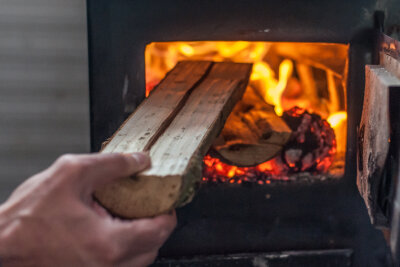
[
  {"left": 327, "top": 111, "right": 347, "bottom": 128},
  {"left": 145, "top": 41, "right": 347, "bottom": 181}
]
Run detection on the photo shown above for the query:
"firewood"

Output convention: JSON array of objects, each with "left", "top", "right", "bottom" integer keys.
[
  {"left": 204, "top": 107, "right": 337, "bottom": 183},
  {"left": 281, "top": 107, "right": 336, "bottom": 173},
  {"left": 212, "top": 87, "right": 292, "bottom": 167},
  {"left": 95, "top": 61, "right": 252, "bottom": 218}
]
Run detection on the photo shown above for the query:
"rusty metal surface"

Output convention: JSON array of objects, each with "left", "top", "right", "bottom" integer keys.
[
  {"left": 357, "top": 66, "right": 399, "bottom": 226},
  {"left": 380, "top": 34, "right": 400, "bottom": 60}
]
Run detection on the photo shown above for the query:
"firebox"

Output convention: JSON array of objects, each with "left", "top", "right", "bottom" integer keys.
[
  {"left": 145, "top": 41, "right": 348, "bottom": 184},
  {"left": 86, "top": 1, "right": 400, "bottom": 266}
]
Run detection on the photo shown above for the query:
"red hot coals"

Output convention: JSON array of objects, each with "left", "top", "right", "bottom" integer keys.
[{"left": 202, "top": 107, "right": 336, "bottom": 184}]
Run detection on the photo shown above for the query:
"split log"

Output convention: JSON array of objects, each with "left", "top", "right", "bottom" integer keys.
[
  {"left": 212, "top": 87, "right": 292, "bottom": 167},
  {"left": 95, "top": 61, "right": 252, "bottom": 218},
  {"left": 357, "top": 64, "right": 400, "bottom": 226}
]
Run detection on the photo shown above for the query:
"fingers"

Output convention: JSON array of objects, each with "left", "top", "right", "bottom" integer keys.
[
  {"left": 109, "top": 211, "right": 177, "bottom": 255},
  {"left": 123, "top": 251, "right": 159, "bottom": 267},
  {"left": 51, "top": 153, "right": 150, "bottom": 192}
]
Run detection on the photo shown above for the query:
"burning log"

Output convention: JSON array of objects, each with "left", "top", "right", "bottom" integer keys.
[
  {"left": 203, "top": 107, "right": 337, "bottom": 184},
  {"left": 281, "top": 107, "right": 336, "bottom": 173},
  {"left": 212, "top": 87, "right": 292, "bottom": 166},
  {"left": 95, "top": 61, "right": 252, "bottom": 218}
]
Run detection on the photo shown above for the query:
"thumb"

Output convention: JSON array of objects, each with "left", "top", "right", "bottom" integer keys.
[
  {"left": 54, "top": 152, "right": 151, "bottom": 194},
  {"left": 86, "top": 152, "right": 151, "bottom": 190}
]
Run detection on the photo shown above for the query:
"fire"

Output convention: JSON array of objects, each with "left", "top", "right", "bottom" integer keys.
[
  {"left": 327, "top": 111, "right": 347, "bottom": 128},
  {"left": 327, "top": 111, "right": 347, "bottom": 154},
  {"left": 179, "top": 44, "right": 195, "bottom": 56},
  {"left": 145, "top": 41, "right": 348, "bottom": 183},
  {"left": 203, "top": 108, "right": 337, "bottom": 183},
  {"left": 260, "top": 59, "right": 293, "bottom": 116}
]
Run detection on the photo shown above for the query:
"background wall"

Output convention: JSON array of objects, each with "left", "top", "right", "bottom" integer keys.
[{"left": 0, "top": 0, "right": 89, "bottom": 201}]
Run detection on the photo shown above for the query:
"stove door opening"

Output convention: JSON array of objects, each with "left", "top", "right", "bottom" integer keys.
[{"left": 145, "top": 42, "right": 349, "bottom": 184}]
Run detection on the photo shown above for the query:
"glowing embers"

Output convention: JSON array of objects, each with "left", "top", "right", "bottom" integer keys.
[
  {"left": 145, "top": 41, "right": 349, "bottom": 183},
  {"left": 203, "top": 107, "right": 338, "bottom": 184}
]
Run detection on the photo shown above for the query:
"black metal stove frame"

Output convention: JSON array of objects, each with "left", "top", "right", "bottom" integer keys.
[{"left": 86, "top": 1, "right": 400, "bottom": 266}]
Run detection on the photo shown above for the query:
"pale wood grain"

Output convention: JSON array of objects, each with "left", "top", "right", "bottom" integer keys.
[
  {"left": 96, "top": 61, "right": 252, "bottom": 218},
  {"left": 102, "top": 61, "right": 212, "bottom": 153}
]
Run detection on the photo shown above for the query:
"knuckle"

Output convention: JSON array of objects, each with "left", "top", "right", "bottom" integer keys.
[
  {"left": 56, "top": 154, "right": 91, "bottom": 177},
  {"left": 141, "top": 251, "right": 159, "bottom": 266},
  {"left": 106, "top": 153, "right": 132, "bottom": 173},
  {"left": 93, "top": 239, "right": 121, "bottom": 264},
  {"left": 157, "top": 228, "right": 171, "bottom": 243},
  {"left": 114, "top": 153, "right": 132, "bottom": 170},
  {"left": 167, "top": 215, "right": 177, "bottom": 230},
  {"left": 150, "top": 251, "right": 159, "bottom": 261},
  {"left": 103, "top": 245, "right": 122, "bottom": 264},
  {"left": 57, "top": 154, "right": 80, "bottom": 170},
  {"left": 139, "top": 223, "right": 171, "bottom": 247},
  {"left": 160, "top": 217, "right": 176, "bottom": 232},
  {"left": 142, "top": 224, "right": 159, "bottom": 238}
]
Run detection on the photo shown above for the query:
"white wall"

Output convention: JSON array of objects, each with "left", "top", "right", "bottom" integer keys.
[{"left": 0, "top": 0, "right": 90, "bottom": 201}]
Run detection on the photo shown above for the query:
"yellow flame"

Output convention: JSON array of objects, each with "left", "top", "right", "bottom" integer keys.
[
  {"left": 251, "top": 62, "right": 274, "bottom": 80},
  {"left": 179, "top": 44, "right": 195, "bottom": 56},
  {"left": 270, "top": 59, "right": 293, "bottom": 115},
  {"left": 250, "top": 59, "right": 293, "bottom": 116},
  {"left": 217, "top": 41, "right": 250, "bottom": 58},
  {"left": 146, "top": 41, "right": 345, "bottom": 124},
  {"left": 327, "top": 111, "right": 347, "bottom": 128}
]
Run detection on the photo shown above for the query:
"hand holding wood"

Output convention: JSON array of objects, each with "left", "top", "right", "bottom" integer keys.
[{"left": 0, "top": 153, "right": 176, "bottom": 266}]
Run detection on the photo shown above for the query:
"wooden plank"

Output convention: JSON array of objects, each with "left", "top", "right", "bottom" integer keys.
[
  {"left": 102, "top": 61, "right": 212, "bottom": 152},
  {"left": 96, "top": 61, "right": 252, "bottom": 218},
  {"left": 357, "top": 65, "right": 400, "bottom": 226}
]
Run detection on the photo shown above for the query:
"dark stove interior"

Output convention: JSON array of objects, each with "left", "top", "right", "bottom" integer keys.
[{"left": 87, "top": 1, "right": 400, "bottom": 266}]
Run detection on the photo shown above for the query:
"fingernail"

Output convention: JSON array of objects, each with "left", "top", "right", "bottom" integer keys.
[{"left": 131, "top": 152, "right": 149, "bottom": 165}]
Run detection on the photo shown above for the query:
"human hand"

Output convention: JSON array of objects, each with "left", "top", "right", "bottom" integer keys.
[{"left": 0, "top": 153, "right": 176, "bottom": 267}]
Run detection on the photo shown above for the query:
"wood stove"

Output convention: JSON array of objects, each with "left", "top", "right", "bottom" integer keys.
[{"left": 86, "top": 1, "right": 400, "bottom": 266}]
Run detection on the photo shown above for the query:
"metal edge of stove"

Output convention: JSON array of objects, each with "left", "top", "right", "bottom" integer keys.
[{"left": 152, "top": 249, "right": 353, "bottom": 267}]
